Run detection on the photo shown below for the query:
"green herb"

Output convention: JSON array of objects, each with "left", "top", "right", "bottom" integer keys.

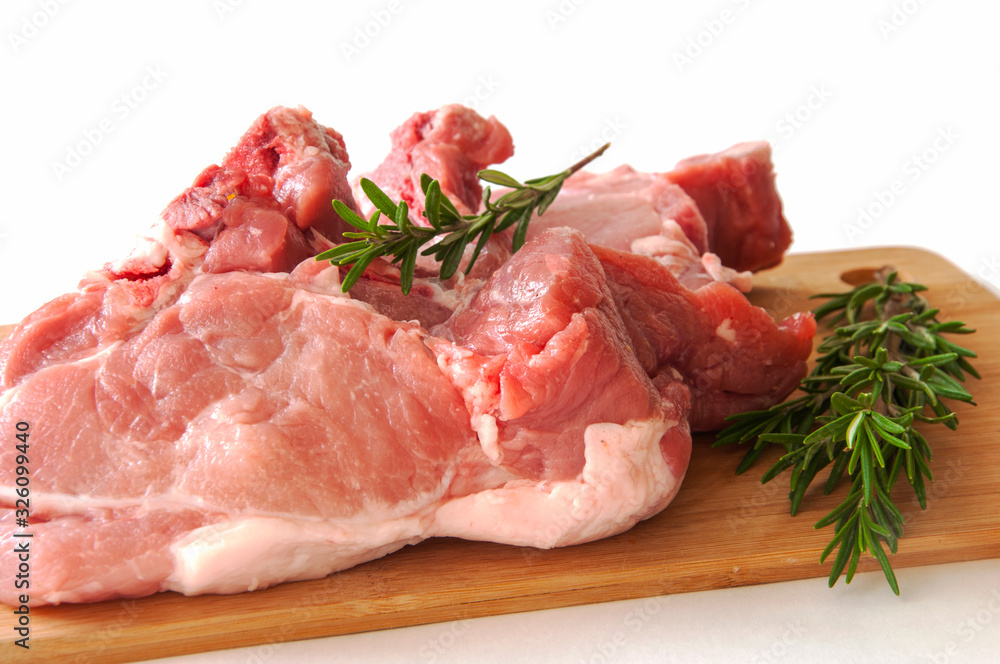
[
  {"left": 714, "top": 269, "right": 979, "bottom": 594},
  {"left": 316, "top": 143, "right": 611, "bottom": 294}
]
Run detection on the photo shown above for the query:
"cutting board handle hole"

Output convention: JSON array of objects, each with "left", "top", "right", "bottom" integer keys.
[
  {"left": 839, "top": 267, "right": 880, "bottom": 286},
  {"left": 840, "top": 265, "right": 914, "bottom": 286}
]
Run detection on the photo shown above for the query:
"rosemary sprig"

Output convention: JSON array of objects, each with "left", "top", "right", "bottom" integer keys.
[
  {"left": 317, "top": 143, "right": 610, "bottom": 293},
  {"left": 714, "top": 269, "right": 979, "bottom": 594}
]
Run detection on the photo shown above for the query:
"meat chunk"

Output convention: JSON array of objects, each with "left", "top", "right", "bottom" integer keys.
[
  {"left": 163, "top": 105, "right": 358, "bottom": 245},
  {"left": 0, "top": 105, "right": 810, "bottom": 607},
  {"left": 666, "top": 141, "right": 792, "bottom": 272},
  {"left": 1, "top": 107, "right": 359, "bottom": 392},
  {"left": 528, "top": 165, "right": 710, "bottom": 255},
  {"left": 355, "top": 104, "right": 514, "bottom": 221},
  {"left": 524, "top": 165, "right": 751, "bottom": 292},
  {"left": 0, "top": 265, "right": 482, "bottom": 603},
  {"left": 434, "top": 228, "right": 690, "bottom": 483},
  {"left": 202, "top": 198, "right": 314, "bottom": 273},
  {"left": 592, "top": 245, "right": 815, "bottom": 431},
  {"left": 0, "top": 229, "right": 688, "bottom": 605}
]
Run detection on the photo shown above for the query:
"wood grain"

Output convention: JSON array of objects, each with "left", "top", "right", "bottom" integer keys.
[{"left": 3, "top": 247, "right": 998, "bottom": 663}]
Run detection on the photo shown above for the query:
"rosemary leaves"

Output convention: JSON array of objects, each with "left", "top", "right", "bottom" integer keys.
[
  {"left": 317, "top": 143, "right": 610, "bottom": 293},
  {"left": 715, "top": 269, "right": 979, "bottom": 594}
]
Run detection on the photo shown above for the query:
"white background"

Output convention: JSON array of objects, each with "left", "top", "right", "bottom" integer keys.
[{"left": 2, "top": 0, "right": 998, "bottom": 662}]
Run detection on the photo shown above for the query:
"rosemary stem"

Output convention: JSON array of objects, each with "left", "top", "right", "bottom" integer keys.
[{"left": 565, "top": 142, "right": 611, "bottom": 176}]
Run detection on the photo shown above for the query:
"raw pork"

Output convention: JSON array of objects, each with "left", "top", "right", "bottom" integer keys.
[
  {"left": 355, "top": 104, "right": 514, "bottom": 220},
  {"left": 355, "top": 117, "right": 814, "bottom": 431},
  {"left": 0, "top": 228, "right": 688, "bottom": 605},
  {"left": 0, "top": 104, "right": 810, "bottom": 606},
  {"left": 523, "top": 165, "right": 752, "bottom": 292},
  {"left": 592, "top": 246, "right": 814, "bottom": 431},
  {"left": 666, "top": 141, "right": 792, "bottom": 273}
]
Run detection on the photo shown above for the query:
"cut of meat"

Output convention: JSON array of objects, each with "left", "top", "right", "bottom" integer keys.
[
  {"left": 592, "top": 245, "right": 815, "bottom": 431},
  {"left": 524, "top": 142, "right": 792, "bottom": 285},
  {"left": 0, "top": 228, "right": 688, "bottom": 605},
  {"left": 429, "top": 228, "right": 692, "bottom": 545},
  {"left": 0, "top": 263, "right": 488, "bottom": 603},
  {"left": 666, "top": 141, "right": 792, "bottom": 273},
  {"left": 202, "top": 198, "right": 314, "bottom": 274},
  {"left": 528, "top": 165, "right": 711, "bottom": 255},
  {"left": 525, "top": 165, "right": 752, "bottom": 292},
  {"left": 433, "top": 228, "right": 691, "bottom": 484},
  {"left": 0, "top": 104, "right": 811, "bottom": 606},
  {"left": 355, "top": 104, "right": 515, "bottom": 222},
  {"left": 503, "top": 160, "right": 810, "bottom": 428},
  {"left": 1, "top": 107, "right": 359, "bottom": 393},
  {"left": 163, "top": 106, "right": 359, "bottom": 244}
]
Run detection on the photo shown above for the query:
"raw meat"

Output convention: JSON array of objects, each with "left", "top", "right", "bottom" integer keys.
[
  {"left": 0, "top": 106, "right": 355, "bottom": 392},
  {"left": 527, "top": 165, "right": 711, "bottom": 255},
  {"left": 592, "top": 246, "right": 815, "bottom": 431},
  {"left": 355, "top": 104, "right": 514, "bottom": 221},
  {"left": 524, "top": 165, "right": 753, "bottom": 292},
  {"left": 0, "top": 104, "right": 811, "bottom": 606},
  {"left": 163, "top": 105, "right": 359, "bottom": 247},
  {"left": 0, "top": 228, "right": 689, "bottom": 605},
  {"left": 353, "top": 119, "right": 813, "bottom": 430},
  {"left": 666, "top": 141, "right": 792, "bottom": 273}
]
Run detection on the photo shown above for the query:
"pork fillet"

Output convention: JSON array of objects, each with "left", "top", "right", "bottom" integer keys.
[
  {"left": 666, "top": 141, "right": 792, "bottom": 273},
  {"left": 1, "top": 106, "right": 358, "bottom": 393},
  {"left": 163, "top": 105, "right": 359, "bottom": 245},
  {"left": 0, "top": 104, "right": 809, "bottom": 607},
  {"left": 355, "top": 104, "right": 515, "bottom": 221},
  {"left": 0, "top": 229, "right": 689, "bottom": 605},
  {"left": 592, "top": 246, "right": 815, "bottom": 431},
  {"left": 524, "top": 165, "right": 752, "bottom": 292}
]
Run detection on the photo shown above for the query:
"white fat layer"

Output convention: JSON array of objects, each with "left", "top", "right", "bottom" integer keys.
[
  {"left": 296, "top": 263, "right": 345, "bottom": 295},
  {"left": 701, "top": 253, "right": 753, "bottom": 293},
  {"left": 287, "top": 287, "right": 371, "bottom": 316},
  {"left": 0, "top": 489, "right": 207, "bottom": 514},
  {"left": 166, "top": 417, "right": 682, "bottom": 595},
  {"left": 715, "top": 319, "right": 736, "bottom": 342},
  {"left": 167, "top": 516, "right": 428, "bottom": 596},
  {"left": 472, "top": 413, "right": 500, "bottom": 462},
  {"left": 115, "top": 235, "right": 169, "bottom": 271},
  {"left": 429, "top": 417, "right": 682, "bottom": 548}
]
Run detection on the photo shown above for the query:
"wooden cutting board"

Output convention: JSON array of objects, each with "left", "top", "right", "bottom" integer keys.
[{"left": 3, "top": 247, "right": 999, "bottom": 663}]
